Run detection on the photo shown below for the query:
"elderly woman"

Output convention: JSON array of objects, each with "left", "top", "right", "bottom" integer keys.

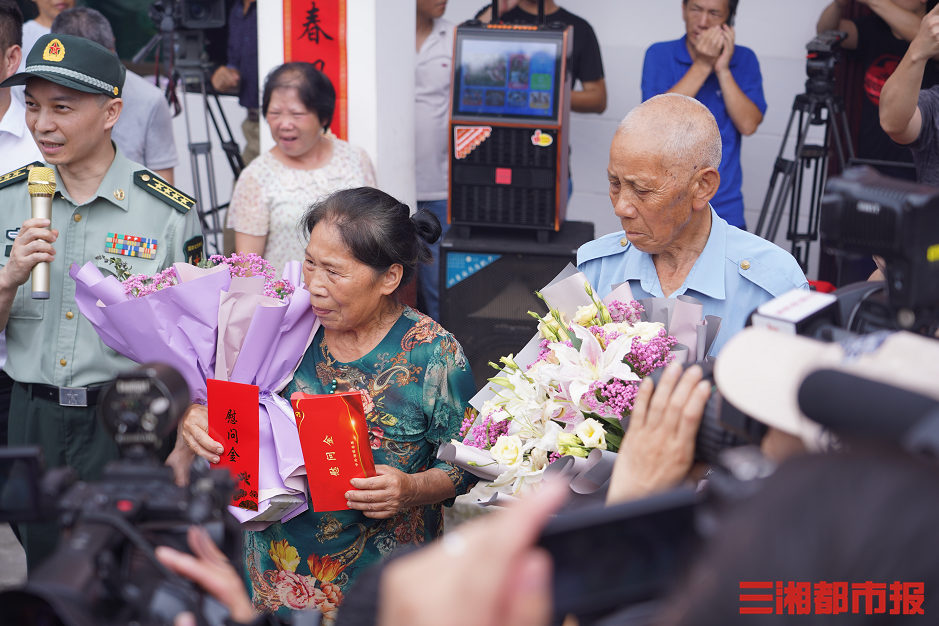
[
  {"left": 178, "top": 187, "right": 477, "bottom": 623},
  {"left": 227, "top": 62, "right": 376, "bottom": 275}
]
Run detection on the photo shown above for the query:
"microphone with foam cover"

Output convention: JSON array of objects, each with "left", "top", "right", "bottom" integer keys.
[
  {"left": 797, "top": 369, "right": 939, "bottom": 442},
  {"left": 28, "top": 167, "right": 55, "bottom": 300}
]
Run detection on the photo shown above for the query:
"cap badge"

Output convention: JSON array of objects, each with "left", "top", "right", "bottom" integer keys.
[{"left": 42, "top": 39, "right": 65, "bottom": 63}]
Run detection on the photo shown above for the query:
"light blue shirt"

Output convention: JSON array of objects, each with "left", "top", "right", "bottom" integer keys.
[{"left": 577, "top": 208, "right": 808, "bottom": 356}]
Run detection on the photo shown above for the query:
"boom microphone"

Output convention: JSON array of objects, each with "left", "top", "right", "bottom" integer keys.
[
  {"left": 798, "top": 369, "right": 939, "bottom": 442},
  {"left": 28, "top": 167, "right": 55, "bottom": 300}
]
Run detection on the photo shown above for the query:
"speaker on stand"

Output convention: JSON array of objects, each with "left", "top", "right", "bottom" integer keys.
[{"left": 439, "top": 221, "right": 594, "bottom": 390}]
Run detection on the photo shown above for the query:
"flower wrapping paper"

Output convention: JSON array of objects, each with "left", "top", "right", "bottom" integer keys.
[
  {"left": 70, "top": 260, "right": 320, "bottom": 527},
  {"left": 438, "top": 264, "right": 722, "bottom": 507}
]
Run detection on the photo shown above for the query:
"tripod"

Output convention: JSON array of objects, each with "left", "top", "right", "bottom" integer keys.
[
  {"left": 134, "top": 25, "right": 244, "bottom": 256},
  {"left": 754, "top": 90, "right": 854, "bottom": 272}
]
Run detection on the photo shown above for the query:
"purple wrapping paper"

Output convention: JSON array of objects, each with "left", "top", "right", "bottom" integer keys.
[
  {"left": 70, "top": 261, "right": 233, "bottom": 403},
  {"left": 215, "top": 263, "right": 320, "bottom": 526},
  {"left": 70, "top": 260, "right": 320, "bottom": 527}
]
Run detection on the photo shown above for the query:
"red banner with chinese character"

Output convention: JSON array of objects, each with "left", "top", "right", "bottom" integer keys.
[
  {"left": 291, "top": 391, "right": 376, "bottom": 512},
  {"left": 283, "top": 0, "right": 348, "bottom": 140},
  {"left": 207, "top": 379, "right": 260, "bottom": 511}
]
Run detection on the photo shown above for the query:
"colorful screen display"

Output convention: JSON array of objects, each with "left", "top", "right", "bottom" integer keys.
[{"left": 455, "top": 37, "right": 561, "bottom": 120}]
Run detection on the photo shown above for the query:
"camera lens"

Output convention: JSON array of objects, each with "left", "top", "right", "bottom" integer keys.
[{"left": 189, "top": 1, "right": 209, "bottom": 20}]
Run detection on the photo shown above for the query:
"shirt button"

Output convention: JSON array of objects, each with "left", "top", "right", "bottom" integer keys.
[
  {"left": 740, "top": 260, "right": 751, "bottom": 270},
  {"left": 60, "top": 359, "right": 67, "bottom": 366},
  {"left": 66, "top": 311, "right": 74, "bottom": 320},
  {"left": 620, "top": 237, "right": 628, "bottom": 247},
  {"left": 73, "top": 214, "right": 82, "bottom": 222}
]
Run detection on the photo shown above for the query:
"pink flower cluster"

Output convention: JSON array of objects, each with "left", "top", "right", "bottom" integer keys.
[
  {"left": 607, "top": 299, "right": 644, "bottom": 324},
  {"left": 121, "top": 253, "right": 296, "bottom": 300},
  {"left": 122, "top": 266, "right": 179, "bottom": 297},
  {"left": 625, "top": 328, "right": 677, "bottom": 377},
  {"left": 464, "top": 414, "right": 510, "bottom": 450},
  {"left": 583, "top": 377, "right": 640, "bottom": 418},
  {"left": 208, "top": 253, "right": 296, "bottom": 300}
]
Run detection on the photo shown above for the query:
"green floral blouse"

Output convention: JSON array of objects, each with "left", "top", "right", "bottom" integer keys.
[{"left": 242, "top": 308, "right": 477, "bottom": 623}]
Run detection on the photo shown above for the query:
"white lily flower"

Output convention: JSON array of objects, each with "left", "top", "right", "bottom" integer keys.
[{"left": 549, "top": 324, "right": 640, "bottom": 410}]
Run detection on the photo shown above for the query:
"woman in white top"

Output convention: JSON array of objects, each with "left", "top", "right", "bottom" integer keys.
[
  {"left": 227, "top": 62, "right": 376, "bottom": 275},
  {"left": 21, "top": 0, "right": 74, "bottom": 63}
]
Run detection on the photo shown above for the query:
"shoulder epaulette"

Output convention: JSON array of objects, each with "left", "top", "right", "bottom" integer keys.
[
  {"left": 0, "top": 162, "right": 44, "bottom": 190},
  {"left": 133, "top": 170, "right": 197, "bottom": 214}
]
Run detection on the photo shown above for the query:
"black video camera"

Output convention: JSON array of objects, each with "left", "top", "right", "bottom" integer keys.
[
  {"left": 0, "top": 364, "right": 241, "bottom": 626},
  {"left": 805, "top": 30, "right": 847, "bottom": 96}
]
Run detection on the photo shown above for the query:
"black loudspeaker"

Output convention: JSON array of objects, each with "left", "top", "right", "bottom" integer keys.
[
  {"left": 440, "top": 221, "right": 594, "bottom": 391},
  {"left": 450, "top": 126, "right": 563, "bottom": 231}
]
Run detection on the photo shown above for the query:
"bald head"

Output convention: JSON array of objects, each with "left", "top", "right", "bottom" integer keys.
[{"left": 616, "top": 94, "right": 722, "bottom": 176}]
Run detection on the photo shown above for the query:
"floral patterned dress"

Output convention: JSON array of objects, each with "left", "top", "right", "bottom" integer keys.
[{"left": 243, "top": 308, "right": 477, "bottom": 623}]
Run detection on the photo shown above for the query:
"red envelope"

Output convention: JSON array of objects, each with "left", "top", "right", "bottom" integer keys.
[
  {"left": 291, "top": 391, "right": 377, "bottom": 512},
  {"left": 207, "top": 379, "right": 260, "bottom": 511}
]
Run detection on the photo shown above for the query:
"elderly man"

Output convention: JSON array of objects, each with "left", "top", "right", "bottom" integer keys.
[
  {"left": 577, "top": 94, "right": 806, "bottom": 356},
  {"left": 0, "top": 33, "right": 203, "bottom": 569}
]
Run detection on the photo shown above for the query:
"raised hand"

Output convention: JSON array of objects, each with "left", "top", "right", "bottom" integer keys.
[
  {"left": 715, "top": 24, "right": 736, "bottom": 74},
  {"left": 912, "top": 1, "right": 939, "bottom": 62},
  {"left": 694, "top": 27, "right": 724, "bottom": 69}
]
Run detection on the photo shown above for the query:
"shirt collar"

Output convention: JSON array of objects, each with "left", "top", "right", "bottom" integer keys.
[
  {"left": 0, "top": 97, "right": 28, "bottom": 139},
  {"left": 675, "top": 35, "right": 694, "bottom": 65},
  {"left": 680, "top": 206, "right": 726, "bottom": 299},
  {"left": 53, "top": 143, "right": 131, "bottom": 211},
  {"left": 621, "top": 206, "right": 727, "bottom": 300}
]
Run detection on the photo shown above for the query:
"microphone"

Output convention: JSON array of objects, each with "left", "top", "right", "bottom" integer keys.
[
  {"left": 798, "top": 369, "right": 939, "bottom": 443},
  {"left": 28, "top": 167, "right": 55, "bottom": 300}
]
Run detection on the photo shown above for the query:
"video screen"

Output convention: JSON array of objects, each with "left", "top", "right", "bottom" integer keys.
[{"left": 455, "top": 37, "right": 561, "bottom": 120}]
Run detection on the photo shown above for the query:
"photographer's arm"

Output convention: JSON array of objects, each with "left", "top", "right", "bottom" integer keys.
[
  {"left": 881, "top": 4, "right": 939, "bottom": 144},
  {"left": 817, "top": 0, "right": 858, "bottom": 48},
  {"left": 155, "top": 526, "right": 258, "bottom": 625},
  {"left": 606, "top": 363, "right": 711, "bottom": 506}
]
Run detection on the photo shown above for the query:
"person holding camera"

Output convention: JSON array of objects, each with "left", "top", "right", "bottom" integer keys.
[
  {"left": 0, "top": 34, "right": 203, "bottom": 570},
  {"left": 879, "top": 2, "right": 939, "bottom": 186},
  {"left": 817, "top": 0, "right": 939, "bottom": 182},
  {"left": 641, "top": 0, "right": 765, "bottom": 230},
  {"left": 577, "top": 94, "right": 807, "bottom": 357}
]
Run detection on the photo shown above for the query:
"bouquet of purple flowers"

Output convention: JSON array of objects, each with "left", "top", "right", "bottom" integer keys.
[{"left": 70, "top": 253, "right": 319, "bottom": 528}]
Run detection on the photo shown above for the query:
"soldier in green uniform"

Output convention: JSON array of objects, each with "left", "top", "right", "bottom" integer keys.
[{"left": 0, "top": 33, "right": 203, "bottom": 569}]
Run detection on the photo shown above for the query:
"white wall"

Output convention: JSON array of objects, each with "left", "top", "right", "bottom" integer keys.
[{"left": 443, "top": 0, "right": 833, "bottom": 278}]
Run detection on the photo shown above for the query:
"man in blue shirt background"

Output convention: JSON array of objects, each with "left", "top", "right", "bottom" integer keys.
[
  {"left": 641, "top": 0, "right": 765, "bottom": 229},
  {"left": 577, "top": 94, "right": 806, "bottom": 357}
]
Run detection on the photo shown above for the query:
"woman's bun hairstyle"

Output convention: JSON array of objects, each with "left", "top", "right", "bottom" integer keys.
[{"left": 300, "top": 188, "right": 438, "bottom": 303}]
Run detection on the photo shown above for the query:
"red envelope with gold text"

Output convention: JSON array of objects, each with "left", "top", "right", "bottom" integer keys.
[
  {"left": 291, "top": 391, "right": 377, "bottom": 512},
  {"left": 207, "top": 378, "right": 260, "bottom": 512}
]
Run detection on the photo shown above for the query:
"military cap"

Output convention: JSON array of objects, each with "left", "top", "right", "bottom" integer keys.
[{"left": 0, "top": 33, "right": 126, "bottom": 98}]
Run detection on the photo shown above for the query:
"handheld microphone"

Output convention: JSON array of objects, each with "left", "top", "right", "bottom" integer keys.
[
  {"left": 798, "top": 369, "right": 939, "bottom": 442},
  {"left": 28, "top": 167, "right": 55, "bottom": 300}
]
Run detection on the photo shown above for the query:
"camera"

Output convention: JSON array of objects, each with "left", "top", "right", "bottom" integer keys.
[
  {"left": 0, "top": 364, "right": 240, "bottom": 626},
  {"left": 146, "top": 0, "right": 225, "bottom": 67},
  {"left": 820, "top": 166, "right": 939, "bottom": 334},
  {"left": 805, "top": 30, "right": 846, "bottom": 96},
  {"left": 150, "top": 0, "right": 225, "bottom": 31}
]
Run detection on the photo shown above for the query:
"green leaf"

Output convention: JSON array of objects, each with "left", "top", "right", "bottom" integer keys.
[
  {"left": 604, "top": 431, "right": 623, "bottom": 452},
  {"left": 594, "top": 414, "right": 625, "bottom": 437},
  {"left": 569, "top": 335, "right": 582, "bottom": 351}
]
